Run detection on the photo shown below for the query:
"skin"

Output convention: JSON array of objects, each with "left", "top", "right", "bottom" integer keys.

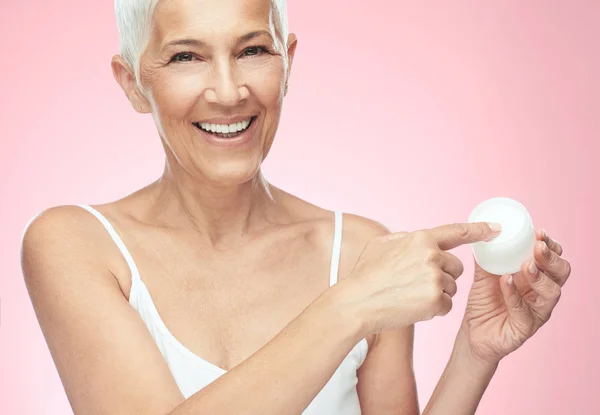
[
  {"left": 21, "top": 0, "right": 572, "bottom": 414},
  {"left": 420, "top": 228, "right": 571, "bottom": 414}
]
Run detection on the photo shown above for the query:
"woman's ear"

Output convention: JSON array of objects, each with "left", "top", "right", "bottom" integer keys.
[
  {"left": 111, "top": 55, "right": 151, "bottom": 113},
  {"left": 284, "top": 33, "right": 298, "bottom": 97}
]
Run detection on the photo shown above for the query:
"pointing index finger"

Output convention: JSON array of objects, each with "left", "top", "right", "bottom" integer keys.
[{"left": 428, "top": 222, "right": 502, "bottom": 251}]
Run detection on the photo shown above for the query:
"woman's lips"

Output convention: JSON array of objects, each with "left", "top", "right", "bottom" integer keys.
[
  {"left": 192, "top": 116, "right": 258, "bottom": 148},
  {"left": 193, "top": 116, "right": 255, "bottom": 138}
]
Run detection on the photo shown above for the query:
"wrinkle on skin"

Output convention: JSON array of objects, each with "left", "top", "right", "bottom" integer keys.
[{"left": 111, "top": 0, "right": 297, "bottom": 243}]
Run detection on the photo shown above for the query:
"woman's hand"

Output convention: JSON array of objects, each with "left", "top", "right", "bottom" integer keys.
[
  {"left": 461, "top": 228, "right": 572, "bottom": 364},
  {"left": 339, "top": 222, "right": 501, "bottom": 336}
]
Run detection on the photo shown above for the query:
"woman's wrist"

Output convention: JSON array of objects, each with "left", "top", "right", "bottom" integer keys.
[
  {"left": 313, "top": 281, "right": 369, "bottom": 343},
  {"left": 421, "top": 325, "right": 500, "bottom": 415},
  {"left": 452, "top": 323, "right": 500, "bottom": 378}
]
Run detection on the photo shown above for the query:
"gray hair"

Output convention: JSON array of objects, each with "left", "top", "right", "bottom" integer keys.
[{"left": 114, "top": 0, "right": 289, "bottom": 80}]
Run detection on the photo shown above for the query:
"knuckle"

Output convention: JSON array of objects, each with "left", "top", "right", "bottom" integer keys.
[
  {"left": 541, "top": 242, "right": 550, "bottom": 258},
  {"left": 432, "top": 286, "right": 445, "bottom": 304},
  {"left": 413, "top": 230, "right": 430, "bottom": 244},
  {"left": 550, "top": 284, "right": 562, "bottom": 301},
  {"left": 442, "top": 301, "right": 453, "bottom": 316},
  {"left": 437, "top": 296, "right": 452, "bottom": 316},
  {"left": 449, "top": 281, "right": 458, "bottom": 296},
  {"left": 425, "top": 249, "right": 441, "bottom": 264},
  {"left": 555, "top": 258, "right": 569, "bottom": 276},
  {"left": 456, "top": 223, "right": 472, "bottom": 239},
  {"left": 456, "top": 260, "right": 465, "bottom": 277},
  {"left": 475, "top": 222, "right": 489, "bottom": 235},
  {"left": 547, "top": 250, "right": 558, "bottom": 265},
  {"left": 512, "top": 296, "right": 527, "bottom": 312},
  {"left": 552, "top": 238, "right": 563, "bottom": 255},
  {"left": 448, "top": 254, "right": 464, "bottom": 276},
  {"left": 433, "top": 268, "right": 445, "bottom": 283}
]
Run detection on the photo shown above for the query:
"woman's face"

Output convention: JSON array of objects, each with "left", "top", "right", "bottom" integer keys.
[{"left": 136, "top": 0, "right": 295, "bottom": 185}]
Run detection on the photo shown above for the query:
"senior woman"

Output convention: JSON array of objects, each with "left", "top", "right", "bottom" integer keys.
[{"left": 21, "top": 0, "right": 571, "bottom": 414}]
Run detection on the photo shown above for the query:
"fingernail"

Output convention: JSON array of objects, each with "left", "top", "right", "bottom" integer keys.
[
  {"left": 542, "top": 242, "right": 549, "bottom": 254},
  {"left": 528, "top": 260, "right": 538, "bottom": 275},
  {"left": 507, "top": 275, "right": 514, "bottom": 286},
  {"left": 485, "top": 223, "right": 502, "bottom": 241},
  {"left": 488, "top": 223, "right": 502, "bottom": 233}
]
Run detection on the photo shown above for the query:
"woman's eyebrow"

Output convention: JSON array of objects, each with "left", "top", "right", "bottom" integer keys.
[
  {"left": 238, "top": 30, "right": 274, "bottom": 44},
  {"left": 161, "top": 30, "right": 274, "bottom": 51},
  {"left": 162, "top": 38, "right": 206, "bottom": 50}
]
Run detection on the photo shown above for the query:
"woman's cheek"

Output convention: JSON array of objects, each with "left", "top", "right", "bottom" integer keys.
[
  {"left": 154, "top": 73, "right": 207, "bottom": 116},
  {"left": 246, "top": 59, "right": 286, "bottom": 101}
]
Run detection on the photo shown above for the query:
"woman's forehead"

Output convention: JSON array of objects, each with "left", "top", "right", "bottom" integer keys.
[{"left": 152, "top": 0, "right": 275, "bottom": 42}]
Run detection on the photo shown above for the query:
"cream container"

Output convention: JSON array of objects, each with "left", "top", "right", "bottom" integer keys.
[{"left": 468, "top": 197, "right": 536, "bottom": 275}]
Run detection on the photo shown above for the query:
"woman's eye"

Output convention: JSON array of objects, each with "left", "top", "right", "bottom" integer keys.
[
  {"left": 242, "top": 46, "right": 266, "bottom": 57},
  {"left": 171, "top": 52, "right": 195, "bottom": 62}
]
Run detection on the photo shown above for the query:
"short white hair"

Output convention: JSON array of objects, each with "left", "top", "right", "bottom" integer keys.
[{"left": 114, "top": 0, "right": 289, "bottom": 79}]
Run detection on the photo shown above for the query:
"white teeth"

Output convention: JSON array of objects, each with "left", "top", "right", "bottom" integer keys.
[{"left": 197, "top": 118, "right": 252, "bottom": 134}]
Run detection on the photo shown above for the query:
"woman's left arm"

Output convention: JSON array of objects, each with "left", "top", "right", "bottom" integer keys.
[
  {"left": 345, "top": 215, "right": 420, "bottom": 415},
  {"left": 423, "top": 228, "right": 570, "bottom": 414},
  {"left": 357, "top": 227, "right": 571, "bottom": 415},
  {"left": 357, "top": 325, "right": 495, "bottom": 415},
  {"left": 357, "top": 326, "right": 420, "bottom": 415},
  {"left": 418, "top": 326, "right": 498, "bottom": 415}
]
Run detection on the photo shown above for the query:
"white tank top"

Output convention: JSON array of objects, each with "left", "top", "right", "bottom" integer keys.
[{"left": 80, "top": 205, "right": 368, "bottom": 414}]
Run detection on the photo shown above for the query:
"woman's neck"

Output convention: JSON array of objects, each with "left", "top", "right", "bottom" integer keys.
[{"left": 151, "top": 164, "right": 279, "bottom": 249}]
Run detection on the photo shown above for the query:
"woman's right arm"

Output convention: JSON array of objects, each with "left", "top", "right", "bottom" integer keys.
[
  {"left": 22, "top": 206, "right": 498, "bottom": 415},
  {"left": 21, "top": 207, "right": 365, "bottom": 415}
]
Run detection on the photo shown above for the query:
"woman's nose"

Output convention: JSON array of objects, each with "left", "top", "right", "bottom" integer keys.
[{"left": 204, "top": 61, "right": 249, "bottom": 105}]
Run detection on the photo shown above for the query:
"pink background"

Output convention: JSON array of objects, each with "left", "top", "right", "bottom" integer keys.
[{"left": 1, "top": 0, "right": 598, "bottom": 413}]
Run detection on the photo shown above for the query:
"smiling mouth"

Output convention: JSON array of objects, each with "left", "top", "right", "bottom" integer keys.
[{"left": 193, "top": 116, "right": 256, "bottom": 139}]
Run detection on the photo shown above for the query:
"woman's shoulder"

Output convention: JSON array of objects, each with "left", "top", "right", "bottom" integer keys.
[
  {"left": 22, "top": 195, "right": 142, "bottom": 243},
  {"left": 281, "top": 191, "right": 390, "bottom": 238},
  {"left": 21, "top": 204, "right": 128, "bottom": 292},
  {"left": 282, "top": 191, "right": 390, "bottom": 249},
  {"left": 22, "top": 202, "right": 127, "bottom": 241},
  {"left": 290, "top": 198, "right": 388, "bottom": 262},
  {"left": 336, "top": 212, "right": 390, "bottom": 275},
  {"left": 22, "top": 204, "right": 102, "bottom": 245},
  {"left": 341, "top": 212, "right": 390, "bottom": 240}
]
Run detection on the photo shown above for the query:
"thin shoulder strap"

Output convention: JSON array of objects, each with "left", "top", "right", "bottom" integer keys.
[
  {"left": 77, "top": 204, "right": 141, "bottom": 282},
  {"left": 329, "top": 211, "right": 343, "bottom": 286}
]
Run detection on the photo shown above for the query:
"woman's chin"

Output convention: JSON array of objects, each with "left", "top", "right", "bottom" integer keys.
[{"left": 196, "top": 160, "right": 263, "bottom": 187}]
